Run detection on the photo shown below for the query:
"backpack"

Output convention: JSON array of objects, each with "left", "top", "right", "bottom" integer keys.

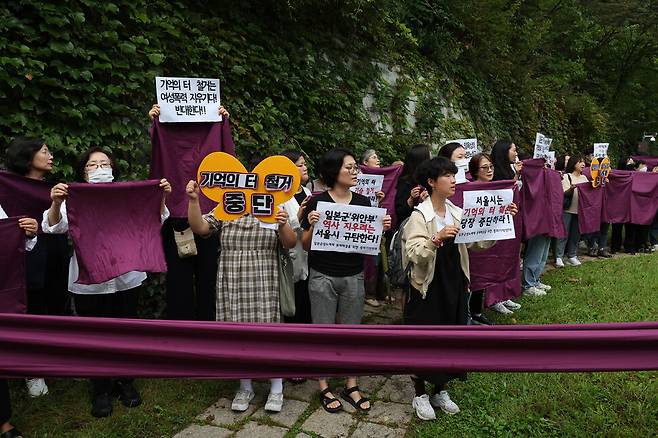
[{"left": 387, "top": 216, "right": 412, "bottom": 288}]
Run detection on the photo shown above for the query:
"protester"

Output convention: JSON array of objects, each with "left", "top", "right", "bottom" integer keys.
[
  {"left": 361, "top": 149, "right": 381, "bottom": 168},
  {"left": 556, "top": 155, "right": 588, "bottom": 267},
  {"left": 555, "top": 154, "right": 570, "bottom": 172},
  {"left": 5, "top": 137, "right": 71, "bottom": 397},
  {"left": 42, "top": 147, "right": 172, "bottom": 418},
  {"left": 437, "top": 143, "right": 466, "bottom": 162},
  {"left": 0, "top": 203, "right": 37, "bottom": 438},
  {"left": 395, "top": 144, "right": 430, "bottom": 227},
  {"left": 402, "top": 157, "right": 517, "bottom": 420},
  {"left": 280, "top": 150, "right": 313, "bottom": 324},
  {"left": 491, "top": 140, "right": 522, "bottom": 181},
  {"left": 149, "top": 104, "right": 230, "bottom": 321},
  {"left": 301, "top": 148, "right": 391, "bottom": 413},
  {"left": 186, "top": 158, "right": 296, "bottom": 413},
  {"left": 467, "top": 154, "right": 521, "bottom": 319}
]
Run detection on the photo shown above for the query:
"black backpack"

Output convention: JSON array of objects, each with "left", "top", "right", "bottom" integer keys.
[{"left": 387, "top": 216, "right": 412, "bottom": 288}]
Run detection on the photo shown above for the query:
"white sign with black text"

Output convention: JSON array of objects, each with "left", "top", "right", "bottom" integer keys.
[
  {"left": 454, "top": 189, "right": 515, "bottom": 244},
  {"left": 311, "top": 202, "right": 385, "bottom": 255},
  {"left": 155, "top": 76, "right": 221, "bottom": 123}
]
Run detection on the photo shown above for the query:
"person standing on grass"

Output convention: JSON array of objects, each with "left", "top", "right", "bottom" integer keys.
[
  {"left": 42, "top": 147, "right": 172, "bottom": 418},
  {"left": 301, "top": 148, "right": 392, "bottom": 414},
  {"left": 555, "top": 155, "right": 589, "bottom": 267},
  {"left": 402, "top": 157, "right": 517, "bottom": 421}
]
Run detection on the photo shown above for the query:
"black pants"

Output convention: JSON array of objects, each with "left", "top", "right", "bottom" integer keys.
[
  {"left": 26, "top": 234, "right": 70, "bottom": 316},
  {"left": 0, "top": 379, "right": 10, "bottom": 425},
  {"left": 611, "top": 223, "right": 645, "bottom": 253},
  {"left": 162, "top": 219, "right": 218, "bottom": 321},
  {"left": 469, "top": 290, "right": 485, "bottom": 315},
  {"left": 74, "top": 288, "right": 140, "bottom": 395},
  {"left": 283, "top": 279, "right": 312, "bottom": 324}
]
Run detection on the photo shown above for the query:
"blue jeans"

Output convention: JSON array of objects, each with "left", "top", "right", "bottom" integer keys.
[
  {"left": 522, "top": 235, "right": 551, "bottom": 289},
  {"left": 556, "top": 212, "right": 580, "bottom": 258}
]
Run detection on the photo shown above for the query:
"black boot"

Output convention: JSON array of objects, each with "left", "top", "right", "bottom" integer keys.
[{"left": 114, "top": 380, "right": 141, "bottom": 408}]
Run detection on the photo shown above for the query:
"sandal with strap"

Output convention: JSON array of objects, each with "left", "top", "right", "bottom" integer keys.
[
  {"left": 319, "top": 387, "right": 343, "bottom": 413},
  {"left": 340, "top": 386, "right": 371, "bottom": 412}
]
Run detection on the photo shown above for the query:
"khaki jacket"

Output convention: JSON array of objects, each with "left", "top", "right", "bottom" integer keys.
[{"left": 402, "top": 197, "right": 494, "bottom": 298}]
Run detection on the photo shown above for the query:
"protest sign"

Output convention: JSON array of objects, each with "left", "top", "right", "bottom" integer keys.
[
  {"left": 311, "top": 202, "right": 385, "bottom": 255},
  {"left": 545, "top": 151, "right": 556, "bottom": 169},
  {"left": 155, "top": 77, "right": 221, "bottom": 123},
  {"left": 593, "top": 143, "right": 609, "bottom": 159},
  {"left": 197, "top": 152, "right": 300, "bottom": 223},
  {"left": 351, "top": 174, "right": 384, "bottom": 207},
  {"left": 455, "top": 159, "right": 470, "bottom": 184},
  {"left": 533, "top": 133, "right": 553, "bottom": 159},
  {"left": 454, "top": 189, "right": 515, "bottom": 244},
  {"left": 447, "top": 138, "right": 479, "bottom": 159}
]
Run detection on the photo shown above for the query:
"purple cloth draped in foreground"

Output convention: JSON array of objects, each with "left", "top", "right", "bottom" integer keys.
[
  {"left": 66, "top": 181, "right": 167, "bottom": 284},
  {"left": 360, "top": 164, "right": 403, "bottom": 229},
  {"left": 577, "top": 183, "right": 604, "bottom": 234},
  {"left": 603, "top": 170, "right": 633, "bottom": 224},
  {"left": 450, "top": 180, "right": 522, "bottom": 306},
  {"left": 520, "top": 159, "right": 566, "bottom": 240},
  {"left": 150, "top": 118, "right": 235, "bottom": 218},
  {"left": 0, "top": 217, "right": 27, "bottom": 314},
  {"left": 0, "top": 315, "right": 657, "bottom": 377},
  {"left": 631, "top": 155, "right": 658, "bottom": 169},
  {"left": 0, "top": 171, "right": 53, "bottom": 223},
  {"left": 629, "top": 171, "right": 658, "bottom": 225}
]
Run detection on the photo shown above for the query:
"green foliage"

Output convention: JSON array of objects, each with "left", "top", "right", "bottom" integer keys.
[{"left": 1, "top": 0, "right": 657, "bottom": 178}]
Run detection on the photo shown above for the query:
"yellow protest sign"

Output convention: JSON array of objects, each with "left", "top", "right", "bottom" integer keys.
[{"left": 197, "top": 152, "right": 300, "bottom": 223}]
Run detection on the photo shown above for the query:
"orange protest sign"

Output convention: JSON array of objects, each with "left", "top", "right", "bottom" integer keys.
[{"left": 197, "top": 152, "right": 300, "bottom": 223}]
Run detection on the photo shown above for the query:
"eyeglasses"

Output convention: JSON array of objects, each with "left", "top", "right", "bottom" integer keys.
[
  {"left": 343, "top": 165, "right": 360, "bottom": 174},
  {"left": 85, "top": 162, "right": 112, "bottom": 170},
  {"left": 479, "top": 165, "right": 494, "bottom": 171}
]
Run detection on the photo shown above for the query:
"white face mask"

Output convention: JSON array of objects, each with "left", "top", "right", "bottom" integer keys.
[
  {"left": 87, "top": 167, "right": 114, "bottom": 183},
  {"left": 639, "top": 166, "right": 648, "bottom": 172}
]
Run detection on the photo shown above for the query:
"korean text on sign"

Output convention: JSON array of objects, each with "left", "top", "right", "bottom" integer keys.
[
  {"left": 447, "top": 138, "right": 479, "bottom": 159},
  {"left": 351, "top": 174, "right": 384, "bottom": 207},
  {"left": 155, "top": 76, "right": 221, "bottom": 123},
  {"left": 593, "top": 143, "right": 609, "bottom": 159},
  {"left": 454, "top": 189, "right": 515, "bottom": 244},
  {"left": 533, "top": 132, "right": 553, "bottom": 160},
  {"left": 311, "top": 202, "right": 386, "bottom": 255}
]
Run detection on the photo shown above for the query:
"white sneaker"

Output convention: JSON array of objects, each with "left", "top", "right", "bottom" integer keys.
[
  {"left": 502, "top": 300, "right": 521, "bottom": 310},
  {"left": 490, "top": 302, "right": 513, "bottom": 314},
  {"left": 523, "top": 286, "right": 546, "bottom": 297},
  {"left": 365, "top": 298, "right": 381, "bottom": 307},
  {"left": 565, "top": 257, "right": 581, "bottom": 266},
  {"left": 412, "top": 394, "right": 436, "bottom": 420},
  {"left": 537, "top": 282, "right": 552, "bottom": 291},
  {"left": 555, "top": 258, "right": 564, "bottom": 267},
  {"left": 430, "top": 391, "right": 460, "bottom": 415},
  {"left": 26, "top": 378, "right": 48, "bottom": 397},
  {"left": 231, "top": 389, "right": 255, "bottom": 412},
  {"left": 265, "top": 392, "right": 284, "bottom": 413}
]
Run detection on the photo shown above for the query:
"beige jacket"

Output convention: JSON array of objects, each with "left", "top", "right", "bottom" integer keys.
[{"left": 402, "top": 197, "right": 494, "bottom": 298}]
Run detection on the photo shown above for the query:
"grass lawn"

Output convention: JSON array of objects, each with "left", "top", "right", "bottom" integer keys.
[{"left": 10, "top": 253, "right": 658, "bottom": 437}]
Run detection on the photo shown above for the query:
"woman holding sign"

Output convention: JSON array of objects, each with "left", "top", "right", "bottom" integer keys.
[
  {"left": 301, "top": 148, "right": 392, "bottom": 413},
  {"left": 402, "top": 157, "right": 517, "bottom": 421},
  {"left": 186, "top": 168, "right": 296, "bottom": 414}
]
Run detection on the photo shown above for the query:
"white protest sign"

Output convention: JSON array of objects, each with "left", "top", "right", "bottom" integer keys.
[
  {"left": 455, "top": 159, "right": 470, "bottom": 184},
  {"left": 545, "top": 151, "right": 556, "bottom": 169},
  {"left": 155, "top": 76, "right": 221, "bottom": 123},
  {"left": 593, "top": 143, "right": 609, "bottom": 159},
  {"left": 351, "top": 174, "right": 384, "bottom": 207},
  {"left": 311, "top": 201, "right": 385, "bottom": 255},
  {"left": 533, "top": 133, "right": 553, "bottom": 159},
  {"left": 454, "top": 189, "right": 515, "bottom": 244},
  {"left": 447, "top": 138, "right": 479, "bottom": 159}
]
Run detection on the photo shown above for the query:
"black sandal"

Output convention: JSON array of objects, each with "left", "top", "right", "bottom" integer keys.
[
  {"left": 340, "top": 386, "right": 370, "bottom": 412},
  {"left": 319, "top": 387, "right": 343, "bottom": 413}
]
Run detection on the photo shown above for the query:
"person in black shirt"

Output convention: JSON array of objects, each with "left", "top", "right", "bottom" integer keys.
[{"left": 300, "top": 148, "right": 391, "bottom": 414}]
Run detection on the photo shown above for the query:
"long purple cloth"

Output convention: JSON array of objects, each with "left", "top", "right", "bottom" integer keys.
[
  {"left": 0, "top": 171, "right": 53, "bottom": 224},
  {"left": 0, "top": 315, "right": 657, "bottom": 377},
  {"left": 450, "top": 180, "right": 522, "bottom": 306},
  {"left": 360, "top": 164, "right": 403, "bottom": 229},
  {"left": 520, "top": 159, "right": 566, "bottom": 240},
  {"left": 631, "top": 155, "right": 658, "bottom": 169},
  {"left": 630, "top": 171, "right": 658, "bottom": 224},
  {"left": 149, "top": 118, "right": 235, "bottom": 218},
  {"left": 576, "top": 183, "right": 604, "bottom": 234},
  {"left": 66, "top": 181, "right": 167, "bottom": 284},
  {"left": 0, "top": 217, "right": 27, "bottom": 314}
]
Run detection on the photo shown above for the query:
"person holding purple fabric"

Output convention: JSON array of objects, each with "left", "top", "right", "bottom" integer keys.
[
  {"left": 0, "top": 203, "right": 37, "bottom": 438},
  {"left": 42, "top": 147, "right": 171, "bottom": 418}
]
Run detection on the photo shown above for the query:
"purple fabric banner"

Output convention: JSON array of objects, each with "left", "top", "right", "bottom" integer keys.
[
  {"left": 360, "top": 164, "right": 404, "bottom": 229},
  {"left": 149, "top": 118, "right": 235, "bottom": 218},
  {"left": 1, "top": 315, "right": 657, "bottom": 378},
  {"left": 576, "top": 183, "right": 604, "bottom": 234},
  {"left": 450, "top": 180, "right": 522, "bottom": 306},
  {"left": 0, "top": 171, "right": 53, "bottom": 224},
  {"left": 629, "top": 171, "right": 658, "bottom": 225},
  {"left": 631, "top": 155, "right": 658, "bottom": 169},
  {"left": 520, "top": 159, "right": 566, "bottom": 240},
  {"left": 0, "top": 217, "right": 27, "bottom": 314},
  {"left": 603, "top": 170, "right": 633, "bottom": 224},
  {"left": 66, "top": 181, "right": 167, "bottom": 284}
]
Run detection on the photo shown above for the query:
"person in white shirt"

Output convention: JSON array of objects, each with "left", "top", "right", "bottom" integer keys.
[{"left": 42, "top": 147, "right": 171, "bottom": 418}]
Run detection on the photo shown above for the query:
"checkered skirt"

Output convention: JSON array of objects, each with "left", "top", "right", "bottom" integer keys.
[{"left": 204, "top": 213, "right": 280, "bottom": 323}]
